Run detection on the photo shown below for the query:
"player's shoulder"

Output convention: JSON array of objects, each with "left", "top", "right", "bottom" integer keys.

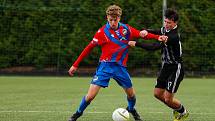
[
  {"left": 123, "top": 24, "right": 138, "bottom": 33},
  {"left": 123, "top": 23, "right": 132, "bottom": 29},
  {"left": 170, "top": 29, "right": 180, "bottom": 38},
  {"left": 95, "top": 25, "right": 106, "bottom": 34},
  {"left": 93, "top": 25, "right": 106, "bottom": 42}
]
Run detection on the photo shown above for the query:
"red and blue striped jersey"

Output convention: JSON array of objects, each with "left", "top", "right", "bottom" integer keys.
[
  {"left": 72, "top": 22, "right": 159, "bottom": 67},
  {"left": 92, "top": 22, "right": 139, "bottom": 66}
]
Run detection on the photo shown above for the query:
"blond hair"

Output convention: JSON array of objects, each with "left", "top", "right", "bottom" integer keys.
[{"left": 106, "top": 5, "right": 122, "bottom": 17}]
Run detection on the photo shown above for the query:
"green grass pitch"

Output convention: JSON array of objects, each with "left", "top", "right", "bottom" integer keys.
[{"left": 0, "top": 76, "right": 215, "bottom": 121}]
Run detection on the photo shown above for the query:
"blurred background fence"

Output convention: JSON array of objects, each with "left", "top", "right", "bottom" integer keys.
[{"left": 0, "top": 0, "right": 214, "bottom": 76}]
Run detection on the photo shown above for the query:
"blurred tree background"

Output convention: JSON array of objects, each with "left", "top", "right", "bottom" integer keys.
[{"left": 0, "top": 0, "right": 214, "bottom": 76}]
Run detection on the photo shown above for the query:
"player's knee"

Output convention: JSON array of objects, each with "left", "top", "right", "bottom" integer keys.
[
  {"left": 127, "top": 93, "right": 135, "bottom": 98},
  {"left": 125, "top": 87, "right": 135, "bottom": 98},
  {"left": 85, "top": 95, "right": 95, "bottom": 102},
  {"left": 154, "top": 92, "right": 162, "bottom": 100}
]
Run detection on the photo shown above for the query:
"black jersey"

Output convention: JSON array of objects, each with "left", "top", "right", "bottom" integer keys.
[{"left": 147, "top": 26, "right": 183, "bottom": 64}]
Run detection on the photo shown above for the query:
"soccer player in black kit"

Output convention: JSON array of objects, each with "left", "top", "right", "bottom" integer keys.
[{"left": 128, "top": 9, "right": 189, "bottom": 121}]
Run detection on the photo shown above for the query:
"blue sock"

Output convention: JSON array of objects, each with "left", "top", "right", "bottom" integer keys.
[
  {"left": 77, "top": 96, "right": 90, "bottom": 113},
  {"left": 127, "top": 96, "right": 136, "bottom": 111}
]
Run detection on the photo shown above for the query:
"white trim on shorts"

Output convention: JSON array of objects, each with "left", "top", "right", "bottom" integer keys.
[{"left": 172, "top": 63, "right": 181, "bottom": 93}]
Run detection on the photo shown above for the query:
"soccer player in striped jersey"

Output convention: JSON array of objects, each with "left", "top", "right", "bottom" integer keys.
[
  {"left": 128, "top": 9, "right": 189, "bottom": 121},
  {"left": 68, "top": 4, "right": 167, "bottom": 121}
]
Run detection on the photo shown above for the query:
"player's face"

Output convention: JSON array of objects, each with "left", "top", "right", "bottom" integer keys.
[
  {"left": 107, "top": 15, "right": 120, "bottom": 30},
  {"left": 164, "top": 18, "right": 177, "bottom": 30}
]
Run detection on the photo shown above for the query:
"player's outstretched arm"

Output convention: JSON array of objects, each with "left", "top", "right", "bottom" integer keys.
[
  {"left": 139, "top": 30, "right": 148, "bottom": 38},
  {"left": 68, "top": 42, "right": 97, "bottom": 76},
  {"left": 140, "top": 30, "right": 168, "bottom": 42},
  {"left": 68, "top": 66, "right": 78, "bottom": 76}
]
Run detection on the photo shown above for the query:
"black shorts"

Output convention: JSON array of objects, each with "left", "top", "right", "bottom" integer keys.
[{"left": 155, "top": 63, "right": 184, "bottom": 93}]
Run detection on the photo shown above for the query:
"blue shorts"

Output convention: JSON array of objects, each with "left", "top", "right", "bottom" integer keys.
[{"left": 91, "top": 62, "right": 132, "bottom": 88}]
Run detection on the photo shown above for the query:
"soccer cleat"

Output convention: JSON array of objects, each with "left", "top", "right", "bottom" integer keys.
[
  {"left": 68, "top": 111, "right": 83, "bottom": 121},
  {"left": 173, "top": 110, "right": 189, "bottom": 121},
  {"left": 173, "top": 110, "right": 180, "bottom": 119},
  {"left": 126, "top": 107, "right": 143, "bottom": 121}
]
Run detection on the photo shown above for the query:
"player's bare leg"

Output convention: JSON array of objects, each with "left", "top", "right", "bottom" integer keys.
[
  {"left": 154, "top": 88, "right": 165, "bottom": 102},
  {"left": 164, "top": 91, "right": 189, "bottom": 121},
  {"left": 154, "top": 88, "right": 189, "bottom": 121},
  {"left": 69, "top": 84, "right": 101, "bottom": 121}
]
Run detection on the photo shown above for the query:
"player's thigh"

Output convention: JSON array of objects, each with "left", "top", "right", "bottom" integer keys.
[
  {"left": 166, "top": 64, "right": 184, "bottom": 93},
  {"left": 113, "top": 66, "right": 132, "bottom": 89},
  {"left": 91, "top": 63, "right": 112, "bottom": 87},
  {"left": 154, "top": 88, "right": 165, "bottom": 96},
  {"left": 91, "top": 74, "right": 111, "bottom": 88},
  {"left": 156, "top": 64, "right": 172, "bottom": 89}
]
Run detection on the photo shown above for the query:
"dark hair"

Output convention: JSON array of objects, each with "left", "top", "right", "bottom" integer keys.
[{"left": 165, "top": 8, "right": 179, "bottom": 22}]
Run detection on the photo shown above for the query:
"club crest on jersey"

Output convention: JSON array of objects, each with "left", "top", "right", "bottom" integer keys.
[{"left": 122, "top": 29, "right": 127, "bottom": 35}]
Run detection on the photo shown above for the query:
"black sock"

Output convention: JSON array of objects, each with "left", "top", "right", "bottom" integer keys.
[{"left": 175, "top": 104, "right": 185, "bottom": 113}]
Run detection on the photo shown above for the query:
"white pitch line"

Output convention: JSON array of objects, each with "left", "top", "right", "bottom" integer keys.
[
  {"left": 0, "top": 111, "right": 69, "bottom": 113},
  {"left": 0, "top": 111, "right": 215, "bottom": 115}
]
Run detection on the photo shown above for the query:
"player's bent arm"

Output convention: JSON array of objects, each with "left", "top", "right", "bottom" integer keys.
[
  {"left": 128, "top": 41, "right": 136, "bottom": 47},
  {"left": 135, "top": 42, "right": 162, "bottom": 51},
  {"left": 142, "top": 32, "right": 160, "bottom": 40},
  {"left": 128, "top": 40, "right": 162, "bottom": 51},
  {"left": 140, "top": 30, "right": 162, "bottom": 41},
  {"left": 146, "top": 29, "right": 162, "bottom": 35},
  {"left": 68, "top": 42, "right": 97, "bottom": 76}
]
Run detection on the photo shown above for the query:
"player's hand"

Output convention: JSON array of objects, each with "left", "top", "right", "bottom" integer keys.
[
  {"left": 140, "top": 30, "right": 148, "bottom": 38},
  {"left": 128, "top": 41, "right": 136, "bottom": 47},
  {"left": 158, "top": 35, "right": 168, "bottom": 42},
  {"left": 68, "top": 66, "right": 77, "bottom": 76}
]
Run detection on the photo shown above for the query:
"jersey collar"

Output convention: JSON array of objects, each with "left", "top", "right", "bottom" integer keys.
[
  {"left": 165, "top": 25, "right": 177, "bottom": 33},
  {"left": 106, "top": 22, "right": 121, "bottom": 30}
]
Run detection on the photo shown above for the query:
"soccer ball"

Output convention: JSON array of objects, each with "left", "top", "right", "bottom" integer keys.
[{"left": 112, "top": 108, "right": 129, "bottom": 121}]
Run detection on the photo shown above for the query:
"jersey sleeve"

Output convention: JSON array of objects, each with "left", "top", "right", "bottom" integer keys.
[
  {"left": 72, "top": 42, "right": 97, "bottom": 67},
  {"left": 128, "top": 25, "right": 141, "bottom": 39},
  {"left": 128, "top": 25, "right": 160, "bottom": 40},
  {"left": 135, "top": 42, "right": 162, "bottom": 51},
  {"left": 147, "top": 28, "right": 162, "bottom": 35},
  {"left": 143, "top": 32, "right": 159, "bottom": 40},
  {"left": 92, "top": 28, "right": 106, "bottom": 45}
]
